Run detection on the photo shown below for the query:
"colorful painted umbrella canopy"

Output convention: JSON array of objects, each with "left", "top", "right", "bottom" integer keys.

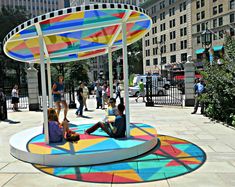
[{"left": 3, "top": 4, "right": 152, "bottom": 63}]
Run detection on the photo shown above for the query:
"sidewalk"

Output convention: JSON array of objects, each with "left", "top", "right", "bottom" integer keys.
[{"left": 0, "top": 97, "right": 235, "bottom": 186}]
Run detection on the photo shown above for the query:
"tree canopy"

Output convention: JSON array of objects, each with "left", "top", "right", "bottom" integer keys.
[
  {"left": 202, "top": 35, "right": 235, "bottom": 126},
  {"left": 0, "top": 5, "right": 30, "bottom": 42}
]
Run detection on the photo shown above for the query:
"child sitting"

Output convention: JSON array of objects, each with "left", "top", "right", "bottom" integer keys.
[
  {"left": 48, "top": 108, "right": 79, "bottom": 143},
  {"left": 106, "top": 98, "right": 118, "bottom": 116}
]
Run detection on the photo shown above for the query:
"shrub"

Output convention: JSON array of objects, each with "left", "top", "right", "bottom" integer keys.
[{"left": 202, "top": 35, "right": 235, "bottom": 126}]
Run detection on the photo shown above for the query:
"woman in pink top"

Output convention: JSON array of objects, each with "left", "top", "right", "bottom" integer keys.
[{"left": 106, "top": 84, "right": 110, "bottom": 98}]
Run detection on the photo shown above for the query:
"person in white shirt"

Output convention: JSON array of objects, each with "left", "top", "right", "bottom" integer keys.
[
  {"left": 11, "top": 85, "right": 19, "bottom": 111},
  {"left": 83, "top": 83, "right": 89, "bottom": 111}
]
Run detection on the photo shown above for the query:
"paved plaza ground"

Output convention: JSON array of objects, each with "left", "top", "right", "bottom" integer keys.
[{"left": 1, "top": 97, "right": 235, "bottom": 187}]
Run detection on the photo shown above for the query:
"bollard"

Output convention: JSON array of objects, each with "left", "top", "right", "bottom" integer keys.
[{"left": 145, "top": 76, "right": 154, "bottom": 107}]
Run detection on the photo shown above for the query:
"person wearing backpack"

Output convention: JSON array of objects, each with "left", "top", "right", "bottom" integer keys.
[{"left": 191, "top": 78, "right": 205, "bottom": 115}]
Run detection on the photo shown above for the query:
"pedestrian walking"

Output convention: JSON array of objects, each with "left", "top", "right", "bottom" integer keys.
[
  {"left": 75, "top": 82, "right": 84, "bottom": 117},
  {"left": 11, "top": 85, "right": 19, "bottom": 111},
  {"left": 191, "top": 78, "right": 205, "bottom": 114},
  {"left": 135, "top": 79, "right": 145, "bottom": 102},
  {"left": 83, "top": 83, "right": 89, "bottom": 111},
  {"left": 102, "top": 83, "right": 108, "bottom": 109},
  {"left": 115, "top": 82, "right": 121, "bottom": 102},
  {"left": 52, "top": 75, "right": 69, "bottom": 122},
  {"left": 95, "top": 82, "right": 102, "bottom": 109}
]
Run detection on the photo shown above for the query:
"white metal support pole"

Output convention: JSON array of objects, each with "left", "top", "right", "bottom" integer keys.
[
  {"left": 47, "top": 59, "right": 53, "bottom": 108},
  {"left": 108, "top": 47, "right": 113, "bottom": 98},
  {"left": 122, "top": 22, "right": 130, "bottom": 138},
  {"left": 39, "top": 34, "right": 49, "bottom": 144}
]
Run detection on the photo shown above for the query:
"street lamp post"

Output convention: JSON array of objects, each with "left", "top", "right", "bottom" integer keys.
[
  {"left": 158, "top": 40, "right": 164, "bottom": 76},
  {"left": 201, "top": 25, "right": 213, "bottom": 63}
]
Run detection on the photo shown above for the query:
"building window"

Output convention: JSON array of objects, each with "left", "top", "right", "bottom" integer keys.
[
  {"left": 170, "top": 43, "right": 176, "bottom": 51},
  {"left": 153, "top": 37, "right": 157, "bottom": 45},
  {"left": 152, "top": 27, "right": 157, "bottom": 34},
  {"left": 180, "top": 40, "right": 187, "bottom": 49},
  {"left": 213, "top": 6, "right": 217, "bottom": 15},
  {"left": 146, "top": 49, "right": 150, "bottom": 57},
  {"left": 160, "top": 23, "right": 166, "bottom": 31},
  {"left": 146, "top": 59, "right": 150, "bottom": 66},
  {"left": 160, "top": 45, "right": 166, "bottom": 53},
  {"left": 153, "top": 58, "right": 158, "bottom": 65},
  {"left": 201, "top": 11, "right": 205, "bottom": 19},
  {"left": 145, "top": 40, "right": 150, "bottom": 47},
  {"left": 153, "top": 47, "right": 158, "bottom": 55},
  {"left": 160, "top": 1, "right": 165, "bottom": 9},
  {"left": 196, "top": 1, "right": 200, "bottom": 9},
  {"left": 181, "top": 53, "right": 187, "bottom": 62},
  {"left": 160, "top": 12, "right": 165, "bottom": 20},
  {"left": 170, "top": 55, "right": 176, "bottom": 63},
  {"left": 161, "top": 57, "right": 167, "bottom": 64},
  {"left": 218, "top": 17, "right": 223, "bottom": 26},
  {"left": 180, "top": 27, "right": 187, "bottom": 36},
  {"left": 170, "top": 31, "right": 176, "bottom": 39},
  {"left": 201, "top": 0, "right": 205, "bottom": 7},
  {"left": 230, "top": 0, "right": 235, "bottom": 9},
  {"left": 218, "top": 4, "right": 223, "bottom": 13},
  {"left": 196, "top": 13, "right": 200, "bottom": 21},
  {"left": 197, "top": 24, "right": 200, "bottom": 32},
  {"left": 230, "top": 14, "right": 235, "bottom": 23},
  {"left": 160, "top": 34, "right": 166, "bottom": 42},
  {"left": 180, "top": 2, "right": 186, "bottom": 12},
  {"left": 219, "top": 30, "right": 224, "bottom": 38},
  {"left": 197, "top": 36, "right": 201, "bottom": 43},
  {"left": 169, "top": 7, "right": 175, "bottom": 16},
  {"left": 201, "top": 22, "right": 205, "bottom": 30},
  {"left": 213, "top": 19, "right": 217, "bottom": 28},
  {"left": 169, "top": 19, "right": 176, "bottom": 28},
  {"left": 152, "top": 16, "right": 157, "bottom": 23},
  {"left": 180, "top": 15, "right": 187, "bottom": 24},
  {"left": 169, "top": 0, "right": 175, "bottom": 5},
  {"left": 230, "top": 28, "right": 235, "bottom": 36}
]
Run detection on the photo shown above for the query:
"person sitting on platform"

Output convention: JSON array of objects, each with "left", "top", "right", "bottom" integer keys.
[
  {"left": 48, "top": 108, "right": 79, "bottom": 143},
  {"left": 85, "top": 104, "right": 126, "bottom": 138},
  {"left": 106, "top": 98, "right": 118, "bottom": 116}
]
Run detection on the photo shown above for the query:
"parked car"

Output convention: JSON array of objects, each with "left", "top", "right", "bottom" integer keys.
[
  {"left": 133, "top": 75, "right": 170, "bottom": 90},
  {"left": 129, "top": 85, "right": 166, "bottom": 97}
]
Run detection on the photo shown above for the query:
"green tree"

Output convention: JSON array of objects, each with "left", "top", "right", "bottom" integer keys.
[
  {"left": 112, "top": 39, "right": 143, "bottom": 77},
  {"left": 0, "top": 5, "right": 30, "bottom": 42},
  {"left": 50, "top": 61, "right": 89, "bottom": 89},
  {"left": 203, "top": 34, "right": 235, "bottom": 126},
  {"left": 0, "top": 6, "right": 30, "bottom": 89}
]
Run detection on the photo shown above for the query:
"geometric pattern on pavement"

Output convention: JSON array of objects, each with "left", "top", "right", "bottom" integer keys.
[{"left": 33, "top": 134, "right": 206, "bottom": 183}]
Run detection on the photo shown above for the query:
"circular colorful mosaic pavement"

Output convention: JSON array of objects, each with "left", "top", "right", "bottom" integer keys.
[{"left": 33, "top": 134, "right": 206, "bottom": 183}]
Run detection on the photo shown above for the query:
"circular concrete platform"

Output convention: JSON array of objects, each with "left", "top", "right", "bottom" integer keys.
[{"left": 10, "top": 123, "right": 158, "bottom": 166}]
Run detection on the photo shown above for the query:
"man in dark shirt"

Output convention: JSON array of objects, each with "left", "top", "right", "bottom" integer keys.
[
  {"left": 85, "top": 104, "right": 126, "bottom": 138},
  {"left": 75, "top": 82, "right": 84, "bottom": 117}
]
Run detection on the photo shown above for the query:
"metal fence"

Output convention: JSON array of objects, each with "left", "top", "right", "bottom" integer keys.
[
  {"left": 5, "top": 86, "right": 29, "bottom": 110},
  {"left": 146, "top": 76, "right": 184, "bottom": 106}
]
